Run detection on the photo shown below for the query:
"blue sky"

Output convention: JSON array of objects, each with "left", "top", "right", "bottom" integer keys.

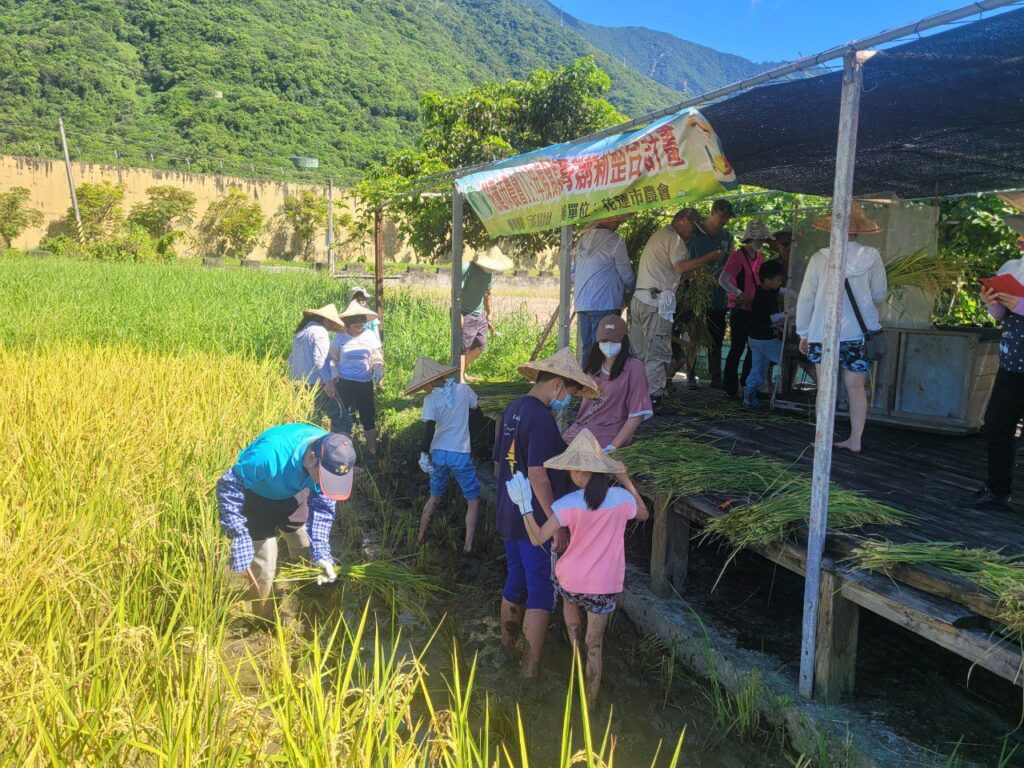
[{"left": 548, "top": 0, "right": 970, "bottom": 62}]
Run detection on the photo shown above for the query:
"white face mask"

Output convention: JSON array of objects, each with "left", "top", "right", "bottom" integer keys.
[{"left": 599, "top": 341, "right": 622, "bottom": 359}]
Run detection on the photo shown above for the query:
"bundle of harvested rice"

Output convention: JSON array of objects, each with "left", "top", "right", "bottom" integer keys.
[
  {"left": 851, "top": 540, "right": 1024, "bottom": 637},
  {"left": 276, "top": 560, "right": 441, "bottom": 604},
  {"left": 885, "top": 248, "right": 959, "bottom": 295}
]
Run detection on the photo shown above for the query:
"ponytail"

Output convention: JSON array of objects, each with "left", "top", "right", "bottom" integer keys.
[{"left": 583, "top": 472, "right": 610, "bottom": 511}]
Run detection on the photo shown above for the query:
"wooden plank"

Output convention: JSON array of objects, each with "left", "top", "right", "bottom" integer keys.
[
  {"left": 650, "top": 493, "right": 671, "bottom": 597},
  {"left": 669, "top": 514, "right": 691, "bottom": 591},
  {"left": 813, "top": 569, "right": 860, "bottom": 703}
]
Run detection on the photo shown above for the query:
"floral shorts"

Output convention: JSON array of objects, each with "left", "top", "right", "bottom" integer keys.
[
  {"left": 806, "top": 340, "right": 872, "bottom": 374},
  {"left": 555, "top": 584, "right": 619, "bottom": 615}
]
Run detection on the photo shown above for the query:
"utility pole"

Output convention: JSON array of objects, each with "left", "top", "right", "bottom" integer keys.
[
  {"left": 58, "top": 118, "right": 82, "bottom": 242},
  {"left": 326, "top": 179, "right": 335, "bottom": 275}
]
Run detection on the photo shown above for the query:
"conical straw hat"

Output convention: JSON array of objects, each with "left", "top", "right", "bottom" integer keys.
[
  {"left": 403, "top": 356, "right": 459, "bottom": 396},
  {"left": 473, "top": 244, "right": 514, "bottom": 273},
  {"left": 338, "top": 298, "right": 379, "bottom": 322},
  {"left": 302, "top": 303, "right": 345, "bottom": 331},
  {"left": 812, "top": 200, "right": 881, "bottom": 234},
  {"left": 517, "top": 347, "right": 600, "bottom": 399},
  {"left": 544, "top": 429, "right": 625, "bottom": 474}
]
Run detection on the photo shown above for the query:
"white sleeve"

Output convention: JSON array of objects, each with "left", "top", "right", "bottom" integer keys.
[
  {"left": 421, "top": 393, "right": 436, "bottom": 422},
  {"left": 613, "top": 239, "right": 636, "bottom": 290},
  {"left": 869, "top": 253, "right": 888, "bottom": 305},
  {"left": 796, "top": 253, "right": 821, "bottom": 339},
  {"left": 465, "top": 385, "right": 479, "bottom": 408}
]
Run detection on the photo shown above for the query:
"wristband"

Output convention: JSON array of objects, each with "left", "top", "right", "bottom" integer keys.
[{"left": 520, "top": 509, "right": 533, "bottom": 518}]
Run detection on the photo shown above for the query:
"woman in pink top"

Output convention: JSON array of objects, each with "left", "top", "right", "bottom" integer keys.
[
  {"left": 719, "top": 219, "right": 770, "bottom": 398},
  {"left": 564, "top": 314, "right": 653, "bottom": 453},
  {"left": 507, "top": 429, "right": 649, "bottom": 706}
]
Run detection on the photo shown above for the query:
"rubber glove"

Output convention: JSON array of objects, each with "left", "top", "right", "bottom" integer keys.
[
  {"left": 316, "top": 558, "right": 337, "bottom": 585},
  {"left": 418, "top": 452, "right": 434, "bottom": 475},
  {"left": 505, "top": 471, "right": 534, "bottom": 516}
]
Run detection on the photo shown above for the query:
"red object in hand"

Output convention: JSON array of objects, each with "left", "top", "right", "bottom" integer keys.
[
  {"left": 718, "top": 499, "right": 734, "bottom": 512},
  {"left": 980, "top": 274, "right": 1024, "bottom": 297}
]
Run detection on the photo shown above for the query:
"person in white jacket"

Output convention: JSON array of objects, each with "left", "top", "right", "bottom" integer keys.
[{"left": 796, "top": 203, "right": 887, "bottom": 454}]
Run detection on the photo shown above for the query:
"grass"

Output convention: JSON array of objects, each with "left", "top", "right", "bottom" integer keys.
[{"left": 0, "top": 257, "right": 685, "bottom": 766}]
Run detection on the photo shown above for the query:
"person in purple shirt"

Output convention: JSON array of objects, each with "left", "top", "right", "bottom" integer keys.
[
  {"left": 972, "top": 259, "right": 1024, "bottom": 511},
  {"left": 492, "top": 347, "right": 599, "bottom": 678}
]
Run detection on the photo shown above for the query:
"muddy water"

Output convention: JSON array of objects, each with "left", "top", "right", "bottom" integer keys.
[{"left": 346, "top": 492, "right": 789, "bottom": 768}]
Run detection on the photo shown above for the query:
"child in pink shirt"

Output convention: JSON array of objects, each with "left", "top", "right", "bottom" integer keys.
[{"left": 506, "top": 429, "right": 648, "bottom": 706}]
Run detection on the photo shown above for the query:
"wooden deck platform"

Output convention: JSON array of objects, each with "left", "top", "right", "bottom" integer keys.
[{"left": 473, "top": 382, "right": 1024, "bottom": 703}]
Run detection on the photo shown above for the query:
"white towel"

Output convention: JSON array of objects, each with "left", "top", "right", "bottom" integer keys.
[{"left": 657, "top": 289, "right": 676, "bottom": 323}]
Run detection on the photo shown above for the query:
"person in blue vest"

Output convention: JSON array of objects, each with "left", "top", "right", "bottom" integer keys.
[{"left": 216, "top": 424, "right": 355, "bottom": 619}]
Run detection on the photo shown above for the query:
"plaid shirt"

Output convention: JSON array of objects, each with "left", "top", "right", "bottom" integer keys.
[{"left": 216, "top": 468, "right": 336, "bottom": 572}]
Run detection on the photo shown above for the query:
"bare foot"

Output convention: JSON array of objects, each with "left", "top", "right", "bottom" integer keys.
[{"left": 834, "top": 439, "right": 861, "bottom": 454}]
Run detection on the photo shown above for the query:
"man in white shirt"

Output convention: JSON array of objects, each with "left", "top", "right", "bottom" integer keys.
[
  {"left": 630, "top": 208, "right": 723, "bottom": 401},
  {"left": 573, "top": 215, "right": 635, "bottom": 363}
]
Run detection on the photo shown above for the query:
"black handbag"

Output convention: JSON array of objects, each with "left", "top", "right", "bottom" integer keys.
[{"left": 844, "top": 279, "right": 886, "bottom": 362}]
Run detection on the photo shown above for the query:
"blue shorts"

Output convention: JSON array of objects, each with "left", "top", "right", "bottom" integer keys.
[
  {"left": 807, "top": 340, "right": 872, "bottom": 374},
  {"left": 429, "top": 449, "right": 481, "bottom": 500},
  {"left": 503, "top": 537, "right": 555, "bottom": 612}
]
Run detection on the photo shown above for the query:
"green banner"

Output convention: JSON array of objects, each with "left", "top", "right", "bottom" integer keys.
[{"left": 455, "top": 108, "right": 737, "bottom": 237}]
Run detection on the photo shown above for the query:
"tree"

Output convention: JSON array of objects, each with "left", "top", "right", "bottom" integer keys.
[
  {"left": 280, "top": 190, "right": 329, "bottom": 261},
  {"left": 197, "top": 187, "right": 265, "bottom": 259},
  {"left": 0, "top": 187, "right": 43, "bottom": 248},
  {"left": 355, "top": 58, "right": 627, "bottom": 263},
  {"left": 129, "top": 186, "right": 197, "bottom": 239},
  {"left": 71, "top": 181, "right": 125, "bottom": 243}
]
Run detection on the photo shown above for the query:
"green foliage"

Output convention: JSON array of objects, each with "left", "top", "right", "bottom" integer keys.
[
  {"left": 356, "top": 58, "right": 627, "bottom": 262},
  {"left": 197, "top": 187, "right": 265, "bottom": 259},
  {"left": 280, "top": 190, "right": 329, "bottom": 261},
  {"left": 0, "top": 0, "right": 692, "bottom": 185},
  {"left": 128, "top": 185, "right": 197, "bottom": 238},
  {"left": 0, "top": 187, "right": 43, "bottom": 248},
  {"left": 71, "top": 181, "right": 125, "bottom": 243}
]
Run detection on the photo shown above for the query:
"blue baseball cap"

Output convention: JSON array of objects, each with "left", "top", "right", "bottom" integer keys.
[{"left": 316, "top": 433, "right": 356, "bottom": 500}]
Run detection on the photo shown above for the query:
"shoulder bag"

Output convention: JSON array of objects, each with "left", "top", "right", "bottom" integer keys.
[{"left": 844, "top": 279, "right": 886, "bottom": 362}]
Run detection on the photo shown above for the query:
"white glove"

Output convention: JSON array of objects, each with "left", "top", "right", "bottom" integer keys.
[
  {"left": 603, "top": 444, "right": 616, "bottom": 454},
  {"left": 371, "top": 365, "right": 384, "bottom": 385},
  {"left": 505, "top": 471, "right": 534, "bottom": 516},
  {"left": 418, "top": 452, "right": 434, "bottom": 475},
  {"left": 316, "top": 558, "right": 337, "bottom": 585}
]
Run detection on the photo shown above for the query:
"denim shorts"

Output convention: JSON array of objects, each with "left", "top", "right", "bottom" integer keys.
[
  {"left": 807, "top": 340, "right": 872, "bottom": 374},
  {"left": 429, "top": 449, "right": 481, "bottom": 500},
  {"left": 503, "top": 537, "right": 555, "bottom": 612}
]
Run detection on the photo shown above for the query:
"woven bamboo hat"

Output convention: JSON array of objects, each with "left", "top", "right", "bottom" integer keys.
[
  {"left": 473, "top": 244, "right": 514, "bottom": 273},
  {"left": 302, "top": 303, "right": 345, "bottom": 332},
  {"left": 812, "top": 201, "right": 881, "bottom": 234},
  {"left": 517, "top": 347, "right": 600, "bottom": 398},
  {"left": 544, "top": 429, "right": 625, "bottom": 474},
  {"left": 740, "top": 219, "right": 771, "bottom": 242},
  {"left": 404, "top": 356, "right": 459, "bottom": 396},
  {"left": 338, "top": 298, "right": 378, "bottom": 322}
]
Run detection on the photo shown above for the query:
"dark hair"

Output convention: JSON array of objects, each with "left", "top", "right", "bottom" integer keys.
[
  {"left": 711, "top": 199, "right": 734, "bottom": 216},
  {"left": 583, "top": 333, "right": 632, "bottom": 380},
  {"left": 583, "top": 471, "right": 610, "bottom": 511},
  {"left": 294, "top": 316, "right": 321, "bottom": 335},
  {"left": 759, "top": 259, "right": 786, "bottom": 282},
  {"left": 672, "top": 207, "right": 700, "bottom": 225},
  {"left": 535, "top": 371, "right": 580, "bottom": 390}
]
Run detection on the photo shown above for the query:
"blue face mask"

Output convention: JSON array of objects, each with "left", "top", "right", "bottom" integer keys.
[{"left": 550, "top": 393, "right": 573, "bottom": 412}]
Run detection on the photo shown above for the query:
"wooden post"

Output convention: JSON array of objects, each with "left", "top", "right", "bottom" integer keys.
[
  {"left": 650, "top": 494, "right": 671, "bottom": 597},
  {"left": 58, "top": 118, "right": 82, "bottom": 241},
  {"left": 451, "top": 188, "right": 464, "bottom": 371},
  {"left": 373, "top": 208, "right": 385, "bottom": 340},
  {"left": 669, "top": 515, "right": 691, "bottom": 591},
  {"left": 326, "top": 179, "right": 335, "bottom": 275},
  {"left": 558, "top": 225, "right": 572, "bottom": 349},
  {"left": 799, "top": 49, "right": 870, "bottom": 700},
  {"left": 813, "top": 570, "right": 860, "bottom": 703}
]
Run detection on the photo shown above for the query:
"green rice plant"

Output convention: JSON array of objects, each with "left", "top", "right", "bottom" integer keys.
[
  {"left": 275, "top": 559, "right": 443, "bottom": 610},
  {"left": 851, "top": 540, "right": 1024, "bottom": 638},
  {"left": 886, "top": 248, "right": 960, "bottom": 295}
]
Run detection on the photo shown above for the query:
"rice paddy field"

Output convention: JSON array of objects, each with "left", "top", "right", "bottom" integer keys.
[{"left": 0, "top": 257, "right": 793, "bottom": 767}]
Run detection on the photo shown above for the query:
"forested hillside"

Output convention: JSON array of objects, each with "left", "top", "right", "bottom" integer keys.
[{"left": 0, "top": 0, "right": 685, "bottom": 183}]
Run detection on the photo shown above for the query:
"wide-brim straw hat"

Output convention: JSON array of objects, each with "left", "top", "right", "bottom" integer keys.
[
  {"left": 338, "top": 298, "right": 378, "bottom": 322},
  {"left": 812, "top": 201, "right": 881, "bottom": 234},
  {"left": 404, "top": 356, "right": 459, "bottom": 396},
  {"left": 544, "top": 429, "right": 625, "bottom": 474},
  {"left": 740, "top": 219, "right": 771, "bottom": 242},
  {"left": 302, "top": 303, "right": 345, "bottom": 331},
  {"left": 517, "top": 347, "right": 600, "bottom": 399},
  {"left": 473, "top": 245, "right": 514, "bottom": 273}
]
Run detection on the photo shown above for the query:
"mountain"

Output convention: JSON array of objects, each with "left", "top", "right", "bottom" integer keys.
[{"left": 522, "top": 0, "right": 782, "bottom": 96}]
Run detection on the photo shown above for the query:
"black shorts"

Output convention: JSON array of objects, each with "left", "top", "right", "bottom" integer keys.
[
  {"left": 242, "top": 490, "right": 307, "bottom": 540},
  {"left": 335, "top": 378, "right": 377, "bottom": 431}
]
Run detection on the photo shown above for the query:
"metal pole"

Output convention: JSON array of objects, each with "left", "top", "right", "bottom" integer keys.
[
  {"left": 558, "top": 225, "right": 572, "bottom": 349},
  {"left": 373, "top": 208, "right": 385, "bottom": 341},
  {"left": 326, "top": 179, "right": 335, "bottom": 275},
  {"left": 798, "top": 50, "right": 868, "bottom": 700},
  {"left": 451, "top": 188, "right": 465, "bottom": 371},
  {"left": 58, "top": 118, "right": 82, "bottom": 241}
]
